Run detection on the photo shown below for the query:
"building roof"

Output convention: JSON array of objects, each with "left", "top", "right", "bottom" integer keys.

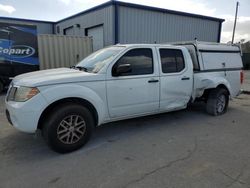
[
  {"left": 0, "top": 16, "right": 54, "bottom": 24},
  {"left": 0, "top": 0, "right": 225, "bottom": 25},
  {"left": 56, "top": 0, "right": 225, "bottom": 23}
]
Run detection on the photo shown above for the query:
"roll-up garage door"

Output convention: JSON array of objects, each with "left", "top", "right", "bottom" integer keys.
[{"left": 87, "top": 25, "right": 104, "bottom": 51}]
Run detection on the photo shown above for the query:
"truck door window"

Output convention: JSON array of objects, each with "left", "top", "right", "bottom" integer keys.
[
  {"left": 159, "top": 49, "right": 185, "bottom": 73},
  {"left": 112, "top": 48, "right": 153, "bottom": 76}
]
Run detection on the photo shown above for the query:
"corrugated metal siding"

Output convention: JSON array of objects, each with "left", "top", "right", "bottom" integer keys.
[
  {"left": 0, "top": 19, "right": 53, "bottom": 34},
  {"left": 55, "top": 5, "right": 114, "bottom": 46},
  {"left": 38, "top": 34, "right": 93, "bottom": 70},
  {"left": 118, "top": 6, "right": 220, "bottom": 44}
]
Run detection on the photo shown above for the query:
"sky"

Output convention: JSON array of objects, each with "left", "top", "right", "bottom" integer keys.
[{"left": 0, "top": 0, "right": 249, "bottom": 43}]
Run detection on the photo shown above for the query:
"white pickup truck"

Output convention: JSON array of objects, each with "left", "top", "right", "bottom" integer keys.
[{"left": 5, "top": 41, "right": 243, "bottom": 153}]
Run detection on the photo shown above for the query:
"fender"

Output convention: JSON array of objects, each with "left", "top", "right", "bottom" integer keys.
[
  {"left": 194, "top": 74, "right": 232, "bottom": 99},
  {"left": 38, "top": 84, "right": 107, "bottom": 125}
]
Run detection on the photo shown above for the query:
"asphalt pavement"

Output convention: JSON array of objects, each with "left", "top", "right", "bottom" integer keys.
[{"left": 0, "top": 92, "right": 250, "bottom": 188}]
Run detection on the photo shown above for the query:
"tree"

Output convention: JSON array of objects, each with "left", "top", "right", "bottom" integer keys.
[{"left": 241, "top": 41, "right": 250, "bottom": 53}]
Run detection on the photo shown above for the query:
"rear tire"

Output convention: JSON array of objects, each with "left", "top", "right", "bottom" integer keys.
[
  {"left": 42, "top": 103, "right": 94, "bottom": 153},
  {"left": 206, "top": 88, "right": 229, "bottom": 116}
]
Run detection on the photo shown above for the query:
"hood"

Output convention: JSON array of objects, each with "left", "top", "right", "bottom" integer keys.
[{"left": 13, "top": 68, "right": 104, "bottom": 87}]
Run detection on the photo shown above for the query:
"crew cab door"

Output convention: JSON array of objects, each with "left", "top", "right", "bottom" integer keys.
[
  {"left": 157, "top": 47, "right": 193, "bottom": 111},
  {"left": 106, "top": 47, "right": 160, "bottom": 118}
]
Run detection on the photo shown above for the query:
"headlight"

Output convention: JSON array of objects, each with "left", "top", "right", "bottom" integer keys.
[{"left": 13, "top": 86, "right": 39, "bottom": 102}]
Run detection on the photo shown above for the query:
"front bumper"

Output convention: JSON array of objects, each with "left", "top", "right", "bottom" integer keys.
[{"left": 5, "top": 94, "right": 48, "bottom": 133}]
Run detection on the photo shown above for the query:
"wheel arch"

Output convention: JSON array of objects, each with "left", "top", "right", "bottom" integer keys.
[
  {"left": 201, "top": 83, "right": 231, "bottom": 102},
  {"left": 216, "top": 84, "right": 230, "bottom": 95},
  {"left": 37, "top": 97, "right": 99, "bottom": 130}
]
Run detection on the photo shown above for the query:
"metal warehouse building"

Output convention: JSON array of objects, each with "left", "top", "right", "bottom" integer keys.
[{"left": 0, "top": 0, "right": 224, "bottom": 51}]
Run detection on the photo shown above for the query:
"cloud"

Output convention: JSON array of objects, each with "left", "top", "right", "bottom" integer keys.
[
  {"left": 57, "top": 0, "right": 71, "bottom": 5},
  {"left": 57, "top": 0, "right": 106, "bottom": 6},
  {"left": 220, "top": 15, "right": 250, "bottom": 43},
  {"left": 0, "top": 4, "right": 16, "bottom": 14}
]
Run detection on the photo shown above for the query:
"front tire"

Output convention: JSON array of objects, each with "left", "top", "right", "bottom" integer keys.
[
  {"left": 42, "top": 103, "right": 94, "bottom": 153},
  {"left": 206, "top": 88, "right": 229, "bottom": 116}
]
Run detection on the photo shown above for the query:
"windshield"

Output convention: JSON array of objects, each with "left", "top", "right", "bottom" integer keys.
[{"left": 76, "top": 46, "right": 125, "bottom": 73}]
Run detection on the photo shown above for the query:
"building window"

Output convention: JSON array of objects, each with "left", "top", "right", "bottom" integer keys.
[{"left": 159, "top": 49, "right": 185, "bottom": 73}]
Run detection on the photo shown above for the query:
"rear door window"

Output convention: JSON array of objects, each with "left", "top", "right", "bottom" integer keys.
[{"left": 159, "top": 49, "right": 185, "bottom": 73}]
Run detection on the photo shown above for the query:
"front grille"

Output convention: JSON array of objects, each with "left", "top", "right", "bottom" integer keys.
[{"left": 7, "top": 86, "right": 17, "bottom": 101}]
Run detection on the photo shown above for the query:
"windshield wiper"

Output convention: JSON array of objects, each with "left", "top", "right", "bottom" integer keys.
[{"left": 70, "top": 66, "right": 88, "bottom": 72}]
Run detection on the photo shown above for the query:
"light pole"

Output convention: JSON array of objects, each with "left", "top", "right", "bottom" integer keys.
[{"left": 232, "top": 1, "right": 239, "bottom": 44}]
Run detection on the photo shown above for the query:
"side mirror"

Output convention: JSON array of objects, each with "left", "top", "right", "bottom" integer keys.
[{"left": 114, "top": 64, "right": 132, "bottom": 76}]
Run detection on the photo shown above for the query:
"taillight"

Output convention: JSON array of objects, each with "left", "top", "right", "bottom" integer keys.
[{"left": 240, "top": 70, "right": 244, "bottom": 84}]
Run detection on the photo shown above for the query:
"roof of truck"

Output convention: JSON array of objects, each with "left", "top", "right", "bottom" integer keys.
[
  {"left": 115, "top": 41, "right": 241, "bottom": 52},
  {"left": 171, "top": 41, "right": 241, "bottom": 52},
  {"left": 115, "top": 44, "right": 175, "bottom": 47}
]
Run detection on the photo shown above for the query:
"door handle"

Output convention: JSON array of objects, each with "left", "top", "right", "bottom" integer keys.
[
  {"left": 181, "top": 77, "right": 190, "bottom": 80},
  {"left": 148, "top": 79, "right": 159, "bottom": 83}
]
